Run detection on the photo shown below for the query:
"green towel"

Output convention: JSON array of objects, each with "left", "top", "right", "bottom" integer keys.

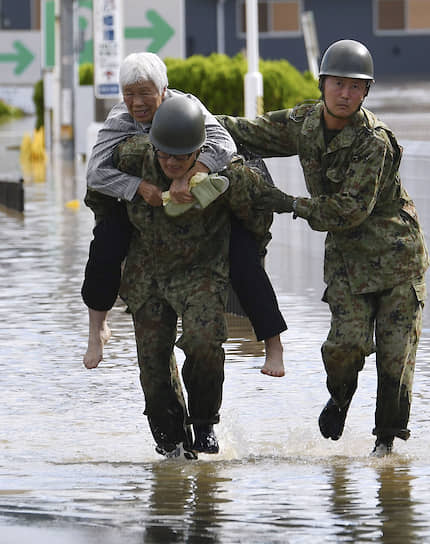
[
  {"left": 192, "top": 175, "right": 229, "bottom": 208},
  {"left": 163, "top": 173, "right": 229, "bottom": 217}
]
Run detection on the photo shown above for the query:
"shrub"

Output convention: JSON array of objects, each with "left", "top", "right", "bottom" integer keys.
[
  {"left": 0, "top": 99, "right": 23, "bottom": 121},
  {"left": 79, "top": 63, "right": 94, "bottom": 85},
  {"left": 165, "top": 53, "right": 319, "bottom": 115},
  {"left": 33, "top": 79, "right": 44, "bottom": 129}
]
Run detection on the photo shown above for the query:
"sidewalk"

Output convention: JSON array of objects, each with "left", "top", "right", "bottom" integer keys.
[
  {"left": 365, "top": 78, "right": 430, "bottom": 141},
  {"left": 366, "top": 77, "right": 430, "bottom": 113}
]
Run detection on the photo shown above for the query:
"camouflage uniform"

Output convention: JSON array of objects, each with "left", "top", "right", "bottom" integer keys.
[
  {"left": 112, "top": 134, "right": 272, "bottom": 452},
  {"left": 219, "top": 101, "right": 429, "bottom": 441}
]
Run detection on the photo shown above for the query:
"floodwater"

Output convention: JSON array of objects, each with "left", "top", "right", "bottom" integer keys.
[{"left": 1, "top": 106, "right": 430, "bottom": 544}]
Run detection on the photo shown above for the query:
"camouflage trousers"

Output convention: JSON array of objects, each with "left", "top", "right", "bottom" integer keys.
[
  {"left": 132, "top": 282, "right": 227, "bottom": 452},
  {"left": 322, "top": 274, "right": 426, "bottom": 441}
]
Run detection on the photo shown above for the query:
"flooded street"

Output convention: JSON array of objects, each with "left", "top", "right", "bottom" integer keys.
[{"left": 1, "top": 102, "right": 430, "bottom": 543}]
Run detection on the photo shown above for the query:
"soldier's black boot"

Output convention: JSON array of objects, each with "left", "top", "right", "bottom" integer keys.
[
  {"left": 370, "top": 436, "right": 394, "bottom": 457},
  {"left": 155, "top": 443, "right": 198, "bottom": 460},
  {"left": 193, "top": 424, "right": 219, "bottom": 454},
  {"left": 318, "top": 398, "right": 350, "bottom": 440}
]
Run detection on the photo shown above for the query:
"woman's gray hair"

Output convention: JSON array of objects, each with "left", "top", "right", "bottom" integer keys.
[{"left": 119, "top": 52, "right": 168, "bottom": 94}]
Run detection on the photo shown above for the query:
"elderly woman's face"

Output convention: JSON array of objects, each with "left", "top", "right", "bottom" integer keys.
[{"left": 122, "top": 81, "right": 164, "bottom": 124}]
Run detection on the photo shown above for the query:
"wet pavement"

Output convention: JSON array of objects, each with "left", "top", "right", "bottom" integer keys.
[
  {"left": 366, "top": 78, "right": 430, "bottom": 141},
  {"left": 1, "top": 86, "right": 430, "bottom": 543}
]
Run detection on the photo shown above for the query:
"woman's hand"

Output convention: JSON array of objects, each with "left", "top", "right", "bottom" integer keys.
[{"left": 169, "top": 161, "right": 209, "bottom": 204}]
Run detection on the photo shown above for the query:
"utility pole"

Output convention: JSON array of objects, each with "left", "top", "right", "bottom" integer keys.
[
  {"left": 54, "top": 0, "right": 76, "bottom": 160},
  {"left": 244, "top": 0, "right": 263, "bottom": 118}
]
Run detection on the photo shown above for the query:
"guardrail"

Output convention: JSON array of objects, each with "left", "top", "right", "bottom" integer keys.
[{"left": 0, "top": 178, "right": 24, "bottom": 212}]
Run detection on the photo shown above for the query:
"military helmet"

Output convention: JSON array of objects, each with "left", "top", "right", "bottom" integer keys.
[
  {"left": 319, "top": 39, "right": 374, "bottom": 81},
  {"left": 150, "top": 95, "right": 206, "bottom": 155}
]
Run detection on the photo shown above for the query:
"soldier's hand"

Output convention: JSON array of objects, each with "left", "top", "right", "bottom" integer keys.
[
  {"left": 138, "top": 180, "right": 163, "bottom": 207},
  {"left": 255, "top": 187, "right": 295, "bottom": 214}
]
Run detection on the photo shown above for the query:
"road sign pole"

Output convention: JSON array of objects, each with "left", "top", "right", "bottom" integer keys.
[
  {"left": 244, "top": 0, "right": 263, "bottom": 118},
  {"left": 52, "top": 0, "right": 76, "bottom": 160},
  {"left": 52, "top": 0, "right": 61, "bottom": 156},
  {"left": 60, "top": 0, "right": 75, "bottom": 159}
]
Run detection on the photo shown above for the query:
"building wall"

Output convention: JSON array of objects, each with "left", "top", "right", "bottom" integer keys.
[{"left": 186, "top": 0, "right": 430, "bottom": 78}]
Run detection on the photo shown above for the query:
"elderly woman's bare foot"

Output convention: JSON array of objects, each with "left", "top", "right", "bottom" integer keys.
[
  {"left": 261, "top": 335, "right": 285, "bottom": 377},
  {"left": 83, "top": 309, "right": 111, "bottom": 369}
]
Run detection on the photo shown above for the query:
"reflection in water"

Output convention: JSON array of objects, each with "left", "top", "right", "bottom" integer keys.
[
  {"left": 2, "top": 115, "right": 430, "bottom": 542},
  {"left": 323, "top": 462, "right": 421, "bottom": 544},
  {"left": 376, "top": 465, "right": 419, "bottom": 544},
  {"left": 144, "top": 463, "right": 226, "bottom": 543}
]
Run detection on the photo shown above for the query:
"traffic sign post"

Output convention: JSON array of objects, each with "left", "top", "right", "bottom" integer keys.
[
  {"left": 38, "top": 0, "right": 185, "bottom": 158},
  {"left": 93, "top": 0, "right": 123, "bottom": 99}
]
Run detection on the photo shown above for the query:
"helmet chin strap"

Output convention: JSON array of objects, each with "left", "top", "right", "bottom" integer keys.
[
  {"left": 187, "top": 149, "right": 201, "bottom": 172},
  {"left": 323, "top": 97, "right": 364, "bottom": 120}
]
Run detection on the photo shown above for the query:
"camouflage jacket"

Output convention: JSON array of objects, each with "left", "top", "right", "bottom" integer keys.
[
  {"left": 218, "top": 101, "right": 429, "bottom": 295},
  {"left": 113, "top": 135, "right": 273, "bottom": 313}
]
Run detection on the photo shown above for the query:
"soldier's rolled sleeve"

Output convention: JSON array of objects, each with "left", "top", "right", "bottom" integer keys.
[{"left": 217, "top": 112, "right": 299, "bottom": 158}]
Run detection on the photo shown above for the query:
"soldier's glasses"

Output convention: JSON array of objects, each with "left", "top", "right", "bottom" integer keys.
[{"left": 155, "top": 150, "right": 194, "bottom": 162}]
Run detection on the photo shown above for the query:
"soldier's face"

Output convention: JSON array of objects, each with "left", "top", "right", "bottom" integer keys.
[
  {"left": 157, "top": 151, "right": 198, "bottom": 179},
  {"left": 123, "top": 81, "right": 165, "bottom": 124},
  {"left": 323, "top": 76, "right": 367, "bottom": 127}
]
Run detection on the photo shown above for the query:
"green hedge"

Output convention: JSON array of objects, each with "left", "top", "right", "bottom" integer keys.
[
  {"left": 0, "top": 99, "right": 23, "bottom": 122},
  {"left": 165, "top": 53, "right": 319, "bottom": 115},
  {"left": 33, "top": 79, "right": 44, "bottom": 129},
  {"left": 77, "top": 53, "right": 319, "bottom": 114},
  {"left": 79, "top": 62, "right": 94, "bottom": 85}
]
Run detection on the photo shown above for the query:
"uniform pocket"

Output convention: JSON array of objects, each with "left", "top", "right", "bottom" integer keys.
[{"left": 412, "top": 279, "right": 427, "bottom": 306}]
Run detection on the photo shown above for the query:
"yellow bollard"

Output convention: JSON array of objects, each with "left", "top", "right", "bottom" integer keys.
[
  {"left": 65, "top": 199, "right": 80, "bottom": 210},
  {"left": 19, "top": 127, "right": 47, "bottom": 182}
]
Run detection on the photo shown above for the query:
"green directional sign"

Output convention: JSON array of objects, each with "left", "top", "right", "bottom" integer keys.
[
  {"left": 0, "top": 40, "right": 34, "bottom": 75},
  {"left": 125, "top": 10, "right": 174, "bottom": 53},
  {"left": 78, "top": 0, "right": 93, "bottom": 64},
  {"left": 42, "top": 2, "right": 182, "bottom": 70},
  {"left": 43, "top": 0, "right": 55, "bottom": 68}
]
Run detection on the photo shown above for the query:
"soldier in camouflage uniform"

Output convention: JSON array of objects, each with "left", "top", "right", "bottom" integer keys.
[
  {"left": 82, "top": 51, "right": 286, "bottom": 378},
  {"left": 218, "top": 40, "right": 429, "bottom": 456},
  {"left": 113, "top": 96, "right": 273, "bottom": 458}
]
